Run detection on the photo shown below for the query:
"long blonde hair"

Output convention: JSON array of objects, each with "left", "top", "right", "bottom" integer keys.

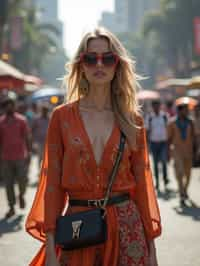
[{"left": 64, "top": 27, "right": 141, "bottom": 148}]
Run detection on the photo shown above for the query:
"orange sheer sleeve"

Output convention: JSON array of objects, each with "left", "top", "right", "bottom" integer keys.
[
  {"left": 25, "top": 108, "right": 66, "bottom": 241},
  {"left": 131, "top": 117, "right": 162, "bottom": 240}
]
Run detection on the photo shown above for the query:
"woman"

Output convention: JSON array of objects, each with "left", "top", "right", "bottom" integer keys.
[{"left": 26, "top": 27, "right": 161, "bottom": 266}]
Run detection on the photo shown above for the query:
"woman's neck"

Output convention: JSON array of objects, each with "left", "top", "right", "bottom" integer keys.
[{"left": 82, "top": 84, "right": 112, "bottom": 111}]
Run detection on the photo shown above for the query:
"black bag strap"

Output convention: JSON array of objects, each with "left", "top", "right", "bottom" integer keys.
[{"left": 102, "top": 131, "right": 126, "bottom": 208}]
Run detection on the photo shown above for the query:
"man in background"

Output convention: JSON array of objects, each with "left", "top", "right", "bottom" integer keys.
[
  {"left": 168, "top": 104, "right": 194, "bottom": 206},
  {"left": 146, "top": 100, "right": 169, "bottom": 192},
  {"left": 0, "top": 97, "right": 32, "bottom": 218}
]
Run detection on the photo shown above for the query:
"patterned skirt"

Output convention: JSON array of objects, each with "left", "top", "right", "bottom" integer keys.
[{"left": 59, "top": 200, "right": 149, "bottom": 266}]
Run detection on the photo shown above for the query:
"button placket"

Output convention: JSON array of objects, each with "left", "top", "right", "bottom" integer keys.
[{"left": 96, "top": 168, "right": 100, "bottom": 187}]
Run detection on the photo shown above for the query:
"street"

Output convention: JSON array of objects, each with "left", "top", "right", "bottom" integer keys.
[{"left": 0, "top": 156, "right": 200, "bottom": 266}]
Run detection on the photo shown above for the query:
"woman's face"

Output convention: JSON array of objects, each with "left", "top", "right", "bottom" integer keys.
[{"left": 81, "top": 37, "right": 117, "bottom": 87}]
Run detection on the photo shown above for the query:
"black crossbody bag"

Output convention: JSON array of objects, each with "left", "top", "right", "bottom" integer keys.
[{"left": 55, "top": 132, "right": 126, "bottom": 250}]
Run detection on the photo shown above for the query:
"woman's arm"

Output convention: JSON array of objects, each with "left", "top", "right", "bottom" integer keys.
[
  {"left": 131, "top": 117, "right": 162, "bottom": 239},
  {"left": 130, "top": 116, "right": 161, "bottom": 265},
  {"left": 148, "top": 240, "right": 158, "bottom": 266}
]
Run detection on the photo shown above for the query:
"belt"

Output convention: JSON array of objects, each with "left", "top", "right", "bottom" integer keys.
[{"left": 69, "top": 194, "right": 130, "bottom": 208}]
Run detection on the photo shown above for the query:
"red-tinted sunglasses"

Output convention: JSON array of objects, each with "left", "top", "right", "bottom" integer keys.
[{"left": 80, "top": 52, "right": 119, "bottom": 67}]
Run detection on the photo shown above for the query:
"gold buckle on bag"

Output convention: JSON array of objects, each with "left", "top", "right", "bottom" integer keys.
[{"left": 72, "top": 220, "right": 82, "bottom": 239}]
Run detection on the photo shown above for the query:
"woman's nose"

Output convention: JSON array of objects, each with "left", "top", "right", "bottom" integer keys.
[{"left": 96, "top": 58, "right": 103, "bottom": 67}]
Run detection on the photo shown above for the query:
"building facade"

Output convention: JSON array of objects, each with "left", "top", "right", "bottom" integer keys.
[
  {"left": 32, "top": 0, "right": 63, "bottom": 47},
  {"left": 128, "top": 0, "right": 160, "bottom": 32},
  {"left": 99, "top": 0, "right": 160, "bottom": 34}
]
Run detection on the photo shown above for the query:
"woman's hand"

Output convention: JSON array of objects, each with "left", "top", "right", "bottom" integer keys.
[
  {"left": 45, "top": 232, "right": 60, "bottom": 266},
  {"left": 45, "top": 254, "right": 60, "bottom": 266},
  {"left": 148, "top": 240, "right": 158, "bottom": 266},
  {"left": 148, "top": 251, "right": 158, "bottom": 266}
]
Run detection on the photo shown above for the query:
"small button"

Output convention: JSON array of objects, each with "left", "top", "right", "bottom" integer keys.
[
  {"left": 97, "top": 183, "right": 100, "bottom": 187},
  {"left": 97, "top": 175, "right": 100, "bottom": 180}
]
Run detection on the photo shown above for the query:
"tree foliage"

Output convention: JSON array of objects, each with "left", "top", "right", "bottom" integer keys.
[
  {"left": 0, "top": 0, "right": 66, "bottom": 77},
  {"left": 143, "top": 0, "right": 200, "bottom": 77}
]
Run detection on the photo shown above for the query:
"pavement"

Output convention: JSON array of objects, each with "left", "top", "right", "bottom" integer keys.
[{"left": 0, "top": 155, "right": 200, "bottom": 266}]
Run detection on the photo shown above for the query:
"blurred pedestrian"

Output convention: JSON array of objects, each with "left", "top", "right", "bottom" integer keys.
[
  {"left": 26, "top": 102, "right": 38, "bottom": 127},
  {"left": 145, "top": 100, "right": 169, "bottom": 192},
  {"left": 168, "top": 104, "right": 194, "bottom": 206},
  {"left": 32, "top": 104, "right": 50, "bottom": 169},
  {"left": 193, "top": 103, "right": 200, "bottom": 167},
  {"left": 26, "top": 27, "right": 161, "bottom": 266},
  {"left": 165, "top": 100, "right": 176, "bottom": 118},
  {"left": 0, "top": 97, "right": 32, "bottom": 218}
]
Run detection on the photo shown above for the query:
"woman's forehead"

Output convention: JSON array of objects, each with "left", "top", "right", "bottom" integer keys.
[{"left": 87, "top": 38, "right": 110, "bottom": 53}]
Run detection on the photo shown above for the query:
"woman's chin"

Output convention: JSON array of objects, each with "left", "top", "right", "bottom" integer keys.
[{"left": 90, "top": 79, "right": 111, "bottom": 86}]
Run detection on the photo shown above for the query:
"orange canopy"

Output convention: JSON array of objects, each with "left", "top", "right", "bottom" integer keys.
[{"left": 0, "top": 60, "right": 43, "bottom": 90}]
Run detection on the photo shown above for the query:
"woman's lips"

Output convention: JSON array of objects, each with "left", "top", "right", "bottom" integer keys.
[{"left": 93, "top": 70, "right": 106, "bottom": 78}]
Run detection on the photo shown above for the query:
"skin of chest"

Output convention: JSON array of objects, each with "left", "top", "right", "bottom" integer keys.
[{"left": 79, "top": 108, "right": 115, "bottom": 164}]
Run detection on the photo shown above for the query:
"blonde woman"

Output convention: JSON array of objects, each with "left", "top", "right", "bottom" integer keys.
[{"left": 26, "top": 27, "right": 161, "bottom": 266}]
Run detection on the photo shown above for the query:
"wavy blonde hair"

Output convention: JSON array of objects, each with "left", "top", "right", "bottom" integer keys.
[{"left": 64, "top": 27, "right": 141, "bottom": 147}]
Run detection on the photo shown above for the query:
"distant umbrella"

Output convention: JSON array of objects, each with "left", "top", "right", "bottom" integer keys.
[
  {"left": 175, "top": 97, "right": 198, "bottom": 110},
  {"left": 137, "top": 90, "right": 160, "bottom": 100},
  {"left": 188, "top": 76, "right": 200, "bottom": 89},
  {"left": 31, "top": 87, "right": 65, "bottom": 101}
]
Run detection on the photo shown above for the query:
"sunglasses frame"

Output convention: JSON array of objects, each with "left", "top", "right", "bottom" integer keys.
[{"left": 80, "top": 52, "right": 119, "bottom": 67}]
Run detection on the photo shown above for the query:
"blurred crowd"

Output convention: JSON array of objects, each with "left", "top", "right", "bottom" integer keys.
[
  {"left": 144, "top": 99, "right": 200, "bottom": 207},
  {"left": 0, "top": 92, "right": 199, "bottom": 219}
]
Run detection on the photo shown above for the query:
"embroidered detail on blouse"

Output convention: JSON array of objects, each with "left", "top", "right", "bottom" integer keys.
[
  {"left": 62, "top": 121, "right": 69, "bottom": 129},
  {"left": 52, "top": 160, "right": 62, "bottom": 171},
  {"left": 135, "top": 143, "right": 145, "bottom": 150},
  {"left": 69, "top": 135, "right": 91, "bottom": 175},
  {"left": 68, "top": 176, "right": 77, "bottom": 184},
  {"left": 71, "top": 136, "right": 82, "bottom": 146},
  {"left": 111, "top": 145, "right": 118, "bottom": 163},
  {"left": 49, "top": 143, "right": 60, "bottom": 151},
  {"left": 79, "top": 149, "right": 90, "bottom": 165},
  {"left": 132, "top": 163, "right": 151, "bottom": 182},
  {"left": 133, "top": 163, "right": 150, "bottom": 173},
  {"left": 63, "top": 152, "right": 69, "bottom": 161},
  {"left": 46, "top": 185, "right": 54, "bottom": 192}
]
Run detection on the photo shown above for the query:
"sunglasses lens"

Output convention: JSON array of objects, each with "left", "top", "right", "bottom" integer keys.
[
  {"left": 81, "top": 52, "right": 118, "bottom": 67},
  {"left": 102, "top": 53, "right": 117, "bottom": 66},
  {"left": 82, "top": 53, "right": 97, "bottom": 66}
]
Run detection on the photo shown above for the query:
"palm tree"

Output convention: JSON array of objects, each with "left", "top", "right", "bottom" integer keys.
[
  {"left": 0, "top": 0, "right": 25, "bottom": 55},
  {"left": 12, "top": 4, "right": 60, "bottom": 73},
  {"left": 0, "top": 0, "right": 61, "bottom": 74}
]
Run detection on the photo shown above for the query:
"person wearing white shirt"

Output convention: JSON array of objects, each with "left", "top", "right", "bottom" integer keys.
[{"left": 146, "top": 100, "right": 169, "bottom": 192}]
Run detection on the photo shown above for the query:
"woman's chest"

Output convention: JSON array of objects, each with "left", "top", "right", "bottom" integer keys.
[
  {"left": 80, "top": 110, "right": 115, "bottom": 145},
  {"left": 60, "top": 113, "right": 131, "bottom": 172}
]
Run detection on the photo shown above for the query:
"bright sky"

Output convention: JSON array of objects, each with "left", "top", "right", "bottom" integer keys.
[{"left": 58, "top": 0, "right": 114, "bottom": 58}]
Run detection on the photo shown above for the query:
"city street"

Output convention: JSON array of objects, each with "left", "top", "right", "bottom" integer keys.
[{"left": 0, "top": 156, "right": 200, "bottom": 266}]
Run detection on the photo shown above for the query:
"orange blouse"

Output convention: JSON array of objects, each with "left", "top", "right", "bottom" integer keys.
[{"left": 26, "top": 101, "right": 161, "bottom": 266}]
